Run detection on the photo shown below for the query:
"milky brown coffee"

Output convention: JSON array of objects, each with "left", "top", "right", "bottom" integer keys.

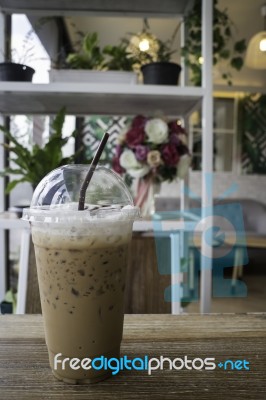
[{"left": 32, "top": 216, "right": 133, "bottom": 383}]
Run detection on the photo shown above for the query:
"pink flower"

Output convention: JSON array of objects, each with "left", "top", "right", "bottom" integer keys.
[
  {"left": 132, "top": 115, "right": 147, "bottom": 129},
  {"left": 168, "top": 120, "right": 186, "bottom": 135},
  {"left": 161, "top": 143, "right": 180, "bottom": 167},
  {"left": 115, "top": 144, "right": 123, "bottom": 158},
  {"left": 169, "top": 134, "right": 181, "bottom": 145},
  {"left": 135, "top": 145, "right": 149, "bottom": 161},
  {"left": 112, "top": 157, "right": 125, "bottom": 174},
  {"left": 177, "top": 143, "right": 189, "bottom": 156},
  {"left": 126, "top": 127, "right": 145, "bottom": 148},
  {"left": 168, "top": 121, "right": 186, "bottom": 135}
]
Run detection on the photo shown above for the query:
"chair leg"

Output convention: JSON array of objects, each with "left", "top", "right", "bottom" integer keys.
[
  {"left": 232, "top": 248, "right": 239, "bottom": 287},
  {"left": 170, "top": 233, "right": 181, "bottom": 315},
  {"left": 16, "top": 228, "right": 31, "bottom": 314},
  {"left": 238, "top": 248, "right": 244, "bottom": 279},
  {"left": 189, "top": 249, "right": 195, "bottom": 293},
  {"left": 232, "top": 247, "right": 244, "bottom": 289}
]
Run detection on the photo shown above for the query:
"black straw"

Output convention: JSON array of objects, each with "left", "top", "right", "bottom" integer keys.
[{"left": 78, "top": 132, "right": 110, "bottom": 210}]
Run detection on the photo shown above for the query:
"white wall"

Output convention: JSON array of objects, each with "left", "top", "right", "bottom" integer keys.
[{"left": 160, "top": 171, "right": 266, "bottom": 204}]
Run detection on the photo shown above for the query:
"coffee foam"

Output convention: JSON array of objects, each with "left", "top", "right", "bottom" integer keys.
[
  {"left": 31, "top": 218, "right": 132, "bottom": 250},
  {"left": 24, "top": 203, "right": 139, "bottom": 225}
]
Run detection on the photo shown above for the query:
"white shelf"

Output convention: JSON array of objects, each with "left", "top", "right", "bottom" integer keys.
[
  {"left": 0, "top": 0, "right": 214, "bottom": 314},
  {"left": 0, "top": 215, "right": 28, "bottom": 230},
  {"left": 0, "top": 82, "right": 204, "bottom": 116},
  {"left": 0, "top": 0, "right": 194, "bottom": 17}
]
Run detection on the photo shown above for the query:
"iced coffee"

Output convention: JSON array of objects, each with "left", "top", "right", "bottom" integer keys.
[{"left": 23, "top": 165, "right": 138, "bottom": 383}]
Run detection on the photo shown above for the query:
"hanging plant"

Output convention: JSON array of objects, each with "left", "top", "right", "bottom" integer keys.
[{"left": 181, "top": 0, "right": 247, "bottom": 85}]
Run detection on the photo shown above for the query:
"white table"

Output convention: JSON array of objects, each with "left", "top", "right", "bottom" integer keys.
[{"left": 0, "top": 213, "right": 30, "bottom": 312}]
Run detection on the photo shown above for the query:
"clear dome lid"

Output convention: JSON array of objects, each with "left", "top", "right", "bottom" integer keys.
[{"left": 23, "top": 165, "right": 138, "bottom": 223}]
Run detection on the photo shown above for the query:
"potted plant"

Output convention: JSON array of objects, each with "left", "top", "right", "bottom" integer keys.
[
  {"left": 0, "top": 290, "right": 17, "bottom": 314},
  {"left": 126, "top": 20, "right": 181, "bottom": 86},
  {"left": 0, "top": 108, "right": 79, "bottom": 192},
  {"left": 50, "top": 32, "right": 137, "bottom": 84},
  {"left": 181, "top": 0, "right": 247, "bottom": 86},
  {"left": 0, "top": 34, "right": 35, "bottom": 82},
  {"left": 0, "top": 62, "right": 35, "bottom": 82},
  {"left": 0, "top": 19, "right": 48, "bottom": 82}
]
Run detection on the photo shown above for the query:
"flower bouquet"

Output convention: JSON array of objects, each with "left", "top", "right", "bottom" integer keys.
[{"left": 112, "top": 115, "right": 191, "bottom": 215}]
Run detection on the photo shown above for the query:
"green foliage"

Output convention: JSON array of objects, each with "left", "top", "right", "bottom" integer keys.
[
  {"left": 3, "top": 290, "right": 17, "bottom": 313},
  {"left": 182, "top": 0, "right": 247, "bottom": 86},
  {"left": 66, "top": 32, "right": 105, "bottom": 70},
  {"left": 65, "top": 33, "right": 137, "bottom": 72},
  {"left": 85, "top": 183, "right": 122, "bottom": 204},
  {"left": 0, "top": 108, "right": 79, "bottom": 193},
  {"left": 125, "top": 20, "right": 181, "bottom": 68},
  {"left": 230, "top": 56, "right": 244, "bottom": 70},
  {"left": 156, "top": 39, "right": 177, "bottom": 62},
  {"left": 103, "top": 39, "right": 136, "bottom": 71}
]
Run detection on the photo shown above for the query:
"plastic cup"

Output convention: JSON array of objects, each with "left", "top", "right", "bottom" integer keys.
[{"left": 23, "top": 165, "right": 139, "bottom": 383}]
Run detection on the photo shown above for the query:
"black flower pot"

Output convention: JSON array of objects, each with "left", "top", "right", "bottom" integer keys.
[
  {"left": 141, "top": 62, "right": 181, "bottom": 86},
  {"left": 0, "top": 300, "right": 13, "bottom": 314},
  {"left": 0, "top": 62, "right": 35, "bottom": 82}
]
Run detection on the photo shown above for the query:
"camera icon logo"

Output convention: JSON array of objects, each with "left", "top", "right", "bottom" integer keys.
[
  {"left": 153, "top": 192, "right": 249, "bottom": 303},
  {"left": 193, "top": 215, "right": 236, "bottom": 259}
]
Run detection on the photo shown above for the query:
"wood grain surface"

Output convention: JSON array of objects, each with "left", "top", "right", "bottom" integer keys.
[
  {"left": 125, "top": 233, "right": 171, "bottom": 313},
  {"left": 0, "top": 314, "right": 265, "bottom": 400}
]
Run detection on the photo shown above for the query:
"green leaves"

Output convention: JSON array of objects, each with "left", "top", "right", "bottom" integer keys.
[
  {"left": 231, "top": 57, "right": 244, "bottom": 70},
  {"left": 234, "top": 39, "right": 247, "bottom": 53},
  {"left": 102, "top": 40, "right": 136, "bottom": 71},
  {"left": 182, "top": 0, "right": 247, "bottom": 86},
  {"left": 219, "top": 49, "right": 230, "bottom": 59},
  {"left": 66, "top": 32, "right": 105, "bottom": 70},
  {"left": 5, "top": 178, "right": 29, "bottom": 194},
  {"left": 0, "top": 108, "right": 78, "bottom": 193}
]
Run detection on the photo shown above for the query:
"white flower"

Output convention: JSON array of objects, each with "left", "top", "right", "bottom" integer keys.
[
  {"left": 117, "top": 125, "right": 131, "bottom": 144},
  {"left": 145, "top": 118, "right": 168, "bottom": 144},
  {"left": 177, "top": 154, "right": 191, "bottom": 179},
  {"left": 127, "top": 165, "right": 151, "bottom": 178},
  {"left": 119, "top": 150, "right": 140, "bottom": 169}
]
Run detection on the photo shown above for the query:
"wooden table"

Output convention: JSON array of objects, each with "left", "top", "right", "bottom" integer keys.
[{"left": 0, "top": 314, "right": 265, "bottom": 399}]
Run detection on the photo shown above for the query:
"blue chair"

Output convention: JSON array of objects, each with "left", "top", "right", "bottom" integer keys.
[{"left": 152, "top": 211, "right": 200, "bottom": 314}]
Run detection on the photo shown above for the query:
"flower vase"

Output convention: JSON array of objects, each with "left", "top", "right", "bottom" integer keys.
[{"left": 135, "top": 178, "right": 161, "bottom": 217}]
